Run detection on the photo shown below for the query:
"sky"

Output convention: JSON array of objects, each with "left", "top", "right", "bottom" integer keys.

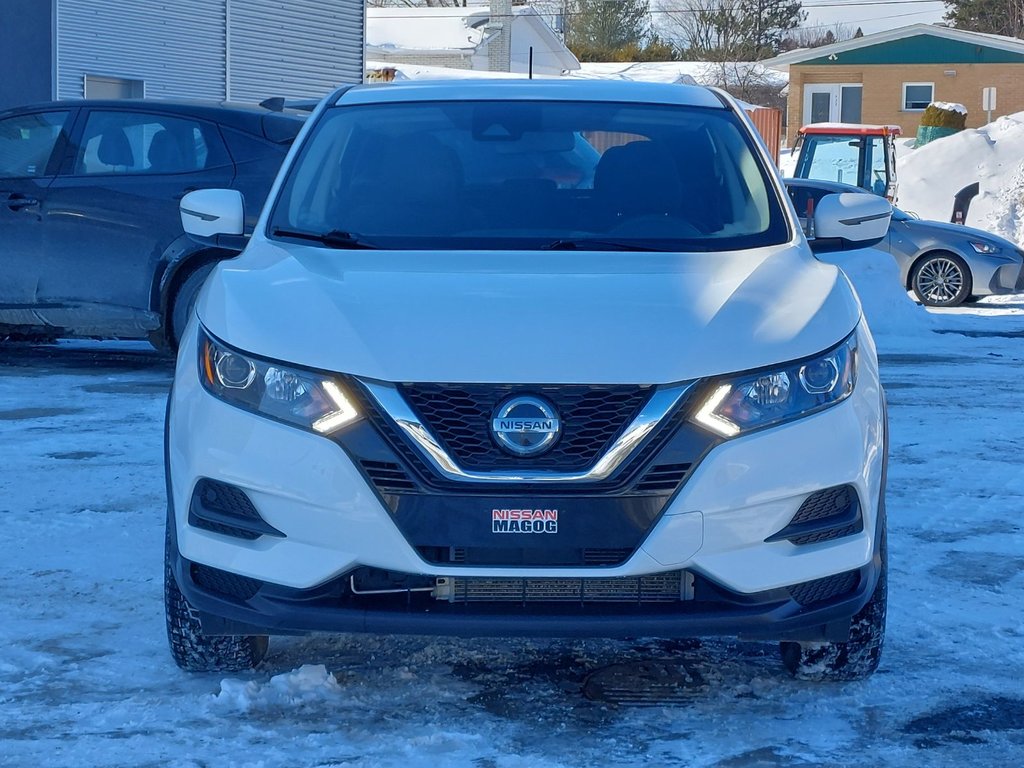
[{"left": 791, "top": 0, "right": 947, "bottom": 37}]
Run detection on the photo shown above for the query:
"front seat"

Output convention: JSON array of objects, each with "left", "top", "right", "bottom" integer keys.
[
  {"left": 96, "top": 127, "right": 135, "bottom": 170},
  {"left": 147, "top": 129, "right": 187, "bottom": 173},
  {"left": 592, "top": 141, "right": 685, "bottom": 230}
]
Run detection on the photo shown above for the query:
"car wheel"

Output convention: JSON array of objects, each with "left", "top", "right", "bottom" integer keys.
[
  {"left": 164, "top": 527, "right": 268, "bottom": 672},
  {"left": 167, "top": 262, "right": 217, "bottom": 351},
  {"left": 911, "top": 253, "right": 972, "bottom": 307},
  {"left": 779, "top": 527, "right": 887, "bottom": 681}
]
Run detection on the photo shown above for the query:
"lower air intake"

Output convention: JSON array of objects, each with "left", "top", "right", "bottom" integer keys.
[
  {"left": 437, "top": 572, "right": 688, "bottom": 603},
  {"left": 788, "top": 570, "right": 859, "bottom": 606},
  {"left": 191, "top": 563, "right": 262, "bottom": 601}
]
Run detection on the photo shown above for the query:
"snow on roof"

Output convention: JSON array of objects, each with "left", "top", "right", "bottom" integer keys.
[
  {"left": 931, "top": 101, "right": 968, "bottom": 115},
  {"left": 366, "top": 60, "right": 527, "bottom": 81},
  {"left": 765, "top": 23, "right": 1024, "bottom": 71},
  {"left": 569, "top": 61, "right": 788, "bottom": 89},
  {"left": 366, "top": 7, "right": 488, "bottom": 53},
  {"left": 366, "top": 5, "right": 573, "bottom": 65}
]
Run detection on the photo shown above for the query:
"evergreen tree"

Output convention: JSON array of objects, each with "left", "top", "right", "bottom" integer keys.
[
  {"left": 566, "top": 0, "right": 651, "bottom": 56},
  {"left": 943, "top": 0, "right": 1024, "bottom": 38},
  {"left": 661, "top": 0, "right": 805, "bottom": 60}
]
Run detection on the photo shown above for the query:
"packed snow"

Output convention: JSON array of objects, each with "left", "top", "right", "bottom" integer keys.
[
  {"left": 898, "top": 111, "right": 1024, "bottom": 244},
  {"left": 3, "top": 269, "right": 1024, "bottom": 765}
]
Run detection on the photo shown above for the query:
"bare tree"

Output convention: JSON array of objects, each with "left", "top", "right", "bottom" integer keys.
[
  {"left": 658, "top": 0, "right": 804, "bottom": 60},
  {"left": 779, "top": 22, "right": 856, "bottom": 51}
]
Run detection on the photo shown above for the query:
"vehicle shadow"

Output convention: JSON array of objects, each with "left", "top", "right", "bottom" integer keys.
[{"left": 0, "top": 341, "right": 174, "bottom": 377}]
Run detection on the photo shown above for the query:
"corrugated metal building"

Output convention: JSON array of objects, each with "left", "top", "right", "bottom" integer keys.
[{"left": 0, "top": 0, "right": 364, "bottom": 110}]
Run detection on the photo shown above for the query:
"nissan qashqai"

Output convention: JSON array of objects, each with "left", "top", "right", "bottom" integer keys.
[{"left": 165, "top": 80, "right": 892, "bottom": 681}]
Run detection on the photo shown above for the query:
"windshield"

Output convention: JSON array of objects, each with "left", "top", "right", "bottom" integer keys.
[{"left": 268, "top": 100, "right": 790, "bottom": 251}]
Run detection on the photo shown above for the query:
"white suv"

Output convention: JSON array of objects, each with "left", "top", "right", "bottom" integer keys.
[{"left": 166, "top": 80, "right": 892, "bottom": 681}]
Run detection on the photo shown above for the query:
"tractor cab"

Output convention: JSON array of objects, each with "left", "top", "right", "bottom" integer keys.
[{"left": 792, "top": 124, "right": 901, "bottom": 201}]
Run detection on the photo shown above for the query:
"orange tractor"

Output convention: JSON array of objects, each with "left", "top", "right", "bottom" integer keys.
[{"left": 791, "top": 124, "right": 902, "bottom": 202}]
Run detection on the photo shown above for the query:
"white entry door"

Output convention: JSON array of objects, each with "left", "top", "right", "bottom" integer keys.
[
  {"left": 804, "top": 84, "right": 838, "bottom": 124},
  {"left": 803, "top": 84, "right": 863, "bottom": 125}
]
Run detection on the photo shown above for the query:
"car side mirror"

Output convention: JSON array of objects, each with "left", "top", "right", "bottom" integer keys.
[
  {"left": 809, "top": 193, "right": 892, "bottom": 254},
  {"left": 180, "top": 189, "right": 247, "bottom": 252}
]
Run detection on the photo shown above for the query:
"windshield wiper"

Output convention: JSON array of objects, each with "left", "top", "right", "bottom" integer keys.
[
  {"left": 539, "top": 238, "right": 670, "bottom": 252},
  {"left": 271, "top": 228, "right": 378, "bottom": 250}
]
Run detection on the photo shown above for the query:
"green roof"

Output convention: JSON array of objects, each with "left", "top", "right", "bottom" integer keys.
[{"left": 800, "top": 34, "right": 1024, "bottom": 66}]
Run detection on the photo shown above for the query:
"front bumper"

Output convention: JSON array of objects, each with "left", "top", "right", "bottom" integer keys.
[
  {"left": 167, "top": 327, "right": 887, "bottom": 642},
  {"left": 980, "top": 254, "right": 1024, "bottom": 295}
]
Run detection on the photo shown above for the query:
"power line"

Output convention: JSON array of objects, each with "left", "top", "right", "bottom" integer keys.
[{"left": 366, "top": 0, "right": 947, "bottom": 21}]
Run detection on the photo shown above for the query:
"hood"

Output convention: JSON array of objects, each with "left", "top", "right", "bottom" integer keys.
[
  {"left": 903, "top": 217, "right": 1023, "bottom": 252},
  {"left": 197, "top": 242, "right": 861, "bottom": 384}
]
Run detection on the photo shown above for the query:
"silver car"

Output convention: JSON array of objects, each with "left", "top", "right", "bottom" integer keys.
[{"left": 786, "top": 178, "right": 1024, "bottom": 307}]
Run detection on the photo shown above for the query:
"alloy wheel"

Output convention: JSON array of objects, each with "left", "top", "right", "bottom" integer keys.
[{"left": 916, "top": 257, "right": 965, "bottom": 304}]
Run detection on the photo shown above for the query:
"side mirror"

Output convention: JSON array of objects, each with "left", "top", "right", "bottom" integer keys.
[
  {"left": 810, "top": 192, "right": 892, "bottom": 254},
  {"left": 180, "top": 189, "right": 247, "bottom": 251}
]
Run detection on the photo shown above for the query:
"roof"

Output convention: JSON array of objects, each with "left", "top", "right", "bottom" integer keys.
[
  {"left": 366, "top": 7, "right": 484, "bottom": 53},
  {"left": 365, "top": 6, "right": 578, "bottom": 72},
  {"left": 0, "top": 98, "right": 305, "bottom": 137},
  {"left": 336, "top": 79, "right": 727, "bottom": 109},
  {"left": 570, "top": 61, "right": 788, "bottom": 88},
  {"left": 783, "top": 177, "right": 864, "bottom": 193},
  {"left": 800, "top": 123, "right": 902, "bottom": 136},
  {"left": 366, "top": 60, "right": 526, "bottom": 81},
  {"left": 765, "top": 23, "right": 1024, "bottom": 70}
]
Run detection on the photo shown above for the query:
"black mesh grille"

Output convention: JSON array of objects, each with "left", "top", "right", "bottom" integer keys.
[
  {"left": 791, "top": 485, "right": 854, "bottom": 525},
  {"left": 790, "top": 523, "right": 861, "bottom": 546},
  {"left": 360, "top": 460, "right": 417, "bottom": 493},
  {"left": 788, "top": 571, "right": 859, "bottom": 606},
  {"left": 397, "top": 383, "right": 653, "bottom": 470},
  {"left": 189, "top": 479, "right": 267, "bottom": 540},
  {"left": 196, "top": 478, "right": 261, "bottom": 520},
  {"left": 190, "top": 563, "right": 262, "bottom": 601},
  {"left": 776, "top": 484, "right": 863, "bottom": 546}
]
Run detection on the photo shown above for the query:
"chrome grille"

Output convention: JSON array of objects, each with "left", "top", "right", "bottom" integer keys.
[{"left": 397, "top": 383, "right": 653, "bottom": 470}]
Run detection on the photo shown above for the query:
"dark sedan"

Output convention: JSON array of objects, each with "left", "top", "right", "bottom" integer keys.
[
  {"left": 0, "top": 99, "right": 304, "bottom": 348},
  {"left": 786, "top": 178, "right": 1024, "bottom": 307}
]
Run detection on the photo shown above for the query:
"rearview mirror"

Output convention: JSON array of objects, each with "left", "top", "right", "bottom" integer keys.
[
  {"left": 180, "top": 189, "right": 246, "bottom": 251},
  {"left": 810, "top": 193, "right": 892, "bottom": 254}
]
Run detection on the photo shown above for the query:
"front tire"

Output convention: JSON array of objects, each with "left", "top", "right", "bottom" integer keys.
[
  {"left": 166, "top": 262, "right": 217, "bottom": 352},
  {"left": 911, "top": 252, "right": 971, "bottom": 307},
  {"left": 780, "top": 529, "right": 887, "bottom": 681},
  {"left": 164, "top": 529, "right": 268, "bottom": 672}
]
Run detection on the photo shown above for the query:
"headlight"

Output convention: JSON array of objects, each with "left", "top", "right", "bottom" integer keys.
[
  {"left": 198, "top": 328, "right": 360, "bottom": 434},
  {"left": 692, "top": 333, "right": 857, "bottom": 438},
  {"left": 970, "top": 241, "right": 1000, "bottom": 254}
]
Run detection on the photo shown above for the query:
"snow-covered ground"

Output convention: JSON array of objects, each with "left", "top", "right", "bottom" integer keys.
[{"left": 3, "top": 287, "right": 1024, "bottom": 766}]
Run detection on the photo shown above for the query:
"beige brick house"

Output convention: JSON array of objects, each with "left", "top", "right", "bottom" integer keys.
[{"left": 765, "top": 24, "right": 1024, "bottom": 141}]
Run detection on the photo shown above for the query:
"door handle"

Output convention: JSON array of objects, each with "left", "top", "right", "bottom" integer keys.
[{"left": 5, "top": 193, "right": 40, "bottom": 211}]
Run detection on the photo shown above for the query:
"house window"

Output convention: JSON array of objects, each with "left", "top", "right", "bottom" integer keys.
[{"left": 903, "top": 83, "right": 934, "bottom": 111}]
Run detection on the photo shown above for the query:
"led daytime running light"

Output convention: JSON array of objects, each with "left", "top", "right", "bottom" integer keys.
[
  {"left": 312, "top": 381, "right": 360, "bottom": 434},
  {"left": 693, "top": 384, "right": 741, "bottom": 437}
]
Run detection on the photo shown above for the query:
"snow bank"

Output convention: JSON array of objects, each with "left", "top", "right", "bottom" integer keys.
[
  {"left": 818, "top": 248, "right": 937, "bottom": 339},
  {"left": 898, "top": 112, "right": 1024, "bottom": 244}
]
